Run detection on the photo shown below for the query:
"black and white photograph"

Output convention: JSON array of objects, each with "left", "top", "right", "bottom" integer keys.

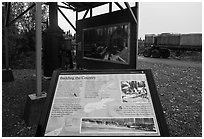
[
  {"left": 121, "top": 80, "right": 149, "bottom": 103},
  {"left": 83, "top": 23, "right": 130, "bottom": 64},
  {"left": 81, "top": 117, "right": 156, "bottom": 133},
  {"left": 2, "top": 1, "right": 201, "bottom": 137}
]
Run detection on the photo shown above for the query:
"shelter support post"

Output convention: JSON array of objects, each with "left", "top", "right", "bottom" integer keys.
[
  {"left": 2, "top": 26, "right": 14, "bottom": 82},
  {"left": 109, "top": 2, "right": 112, "bottom": 13},
  {"left": 3, "top": 2, "right": 8, "bottom": 67},
  {"left": 76, "top": 11, "right": 78, "bottom": 21},
  {"left": 43, "top": 2, "right": 64, "bottom": 77},
  {"left": 23, "top": 2, "right": 46, "bottom": 125},
  {"left": 4, "top": 26, "right": 9, "bottom": 69},
  {"left": 124, "top": 2, "right": 139, "bottom": 69},
  {"left": 5, "top": 2, "right": 11, "bottom": 26},
  {"left": 135, "top": 2, "right": 139, "bottom": 69},
  {"left": 36, "top": 2, "right": 42, "bottom": 97},
  {"left": 3, "top": 2, "right": 14, "bottom": 82},
  {"left": 90, "top": 8, "right": 92, "bottom": 17}
]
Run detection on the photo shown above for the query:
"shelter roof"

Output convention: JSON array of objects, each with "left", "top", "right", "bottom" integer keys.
[{"left": 64, "top": 2, "right": 109, "bottom": 12}]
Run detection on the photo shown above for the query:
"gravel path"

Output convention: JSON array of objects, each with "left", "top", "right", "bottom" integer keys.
[{"left": 138, "top": 56, "right": 201, "bottom": 68}]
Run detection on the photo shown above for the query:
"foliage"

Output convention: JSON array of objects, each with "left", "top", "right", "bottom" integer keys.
[
  {"left": 2, "top": 2, "right": 49, "bottom": 68},
  {"left": 10, "top": 2, "right": 48, "bottom": 33},
  {"left": 2, "top": 3, "right": 20, "bottom": 68}
]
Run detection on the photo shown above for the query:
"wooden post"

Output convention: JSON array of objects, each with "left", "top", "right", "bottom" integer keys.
[
  {"left": 49, "top": 2, "right": 58, "bottom": 28},
  {"left": 23, "top": 2, "right": 47, "bottom": 125},
  {"left": 135, "top": 2, "right": 139, "bottom": 69},
  {"left": 109, "top": 2, "right": 112, "bottom": 13},
  {"left": 4, "top": 3, "right": 9, "bottom": 69},
  {"left": 2, "top": 2, "right": 14, "bottom": 82},
  {"left": 36, "top": 2, "right": 42, "bottom": 96},
  {"left": 4, "top": 26, "right": 9, "bottom": 69},
  {"left": 76, "top": 11, "right": 78, "bottom": 21},
  {"left": 90, "top": 8, "right": 92, "bottom": 17}
]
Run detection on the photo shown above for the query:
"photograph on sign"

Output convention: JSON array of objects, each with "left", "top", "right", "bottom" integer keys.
[
  {"left": 81, "top": 117, "right": 156, "bottom": 133},
  {"left": 121, "top": 80, "right": 149, "bottom": 103},
  {"left": 44, "top": 73, "right": 160, "bottom": 136},
  {"left": 83, "top": 23, "right": 130, "bottom": 64}
]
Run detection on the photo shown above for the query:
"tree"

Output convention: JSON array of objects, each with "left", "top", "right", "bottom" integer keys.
[
  {"left": 9, "top": 2, "right": 48, "bottom": 33},
  {"left": 2, "top": 3, "right": 19, "bottom": 68},
  {"left": 2, "top": 2, "right": 49, "bottom": 69}
]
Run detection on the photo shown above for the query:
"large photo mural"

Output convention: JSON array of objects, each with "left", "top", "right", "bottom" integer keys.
[{"left": 83, "top": 23, "right": 130, "bottom": 64}]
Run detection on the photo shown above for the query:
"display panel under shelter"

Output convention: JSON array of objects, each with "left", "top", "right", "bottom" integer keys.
[
  {"left": 83, "top": 23, "right": 130, "bottom": 65},
  {"left": 76, "top": 7, "right": 138, "bottom": 69}
]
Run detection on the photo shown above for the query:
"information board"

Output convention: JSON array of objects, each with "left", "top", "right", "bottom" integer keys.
[
  {"left": 36, "top": 70, "right": 169, "bottom": 136},
  {"left": 76, "top": 7, "right": 137, "bottom": 69}
]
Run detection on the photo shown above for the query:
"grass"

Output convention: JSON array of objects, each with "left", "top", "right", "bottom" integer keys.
[{"left": 2, "top": 59, "right": 202, "bottom": 136}]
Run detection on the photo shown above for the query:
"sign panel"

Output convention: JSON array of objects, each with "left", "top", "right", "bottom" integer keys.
[
  {"left": 36, "top": 70, "right": 169, "bottom": 136},
  {"left": 76, "top": 7, "right": 137, "bottom": 69}
]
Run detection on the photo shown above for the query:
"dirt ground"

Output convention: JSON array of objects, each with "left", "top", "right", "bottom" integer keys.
[
  {"left": 2, "top": 57, "right": 202, "bottom": 137},
  {"left": 137, "top": 59, "right": 202, "bottom": 136}
]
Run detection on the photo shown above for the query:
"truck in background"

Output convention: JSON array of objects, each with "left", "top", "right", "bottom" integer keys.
[{"left": 142, "top": 33, "right": 202, "bottom": 58}]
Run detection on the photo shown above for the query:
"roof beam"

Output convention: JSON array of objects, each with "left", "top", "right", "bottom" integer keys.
[
  {"left": 58, "top": 7, "right": 76, "bottom": 31},
  {"left": 62, "top": 2, "right": 75, "bottom": 11},
  {"left": 114, "top": 2, "right": 123, "bottom": 10},
  {"left": 124, "top": 2, "right": 137, "bottom": 24},
  {"left": 83, "top": 9, "right": 89, "bottom": 19},
  {"left": 58, "top": 5, "right": 73, "bottom": 10},
  {"left": 68, "top": 2, "right": 108, "bottom": 12}
]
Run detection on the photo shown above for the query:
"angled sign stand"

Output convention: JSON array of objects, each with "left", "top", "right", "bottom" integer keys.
[{"left": 36, "top": 69, "right": 169, "bottom": 136}]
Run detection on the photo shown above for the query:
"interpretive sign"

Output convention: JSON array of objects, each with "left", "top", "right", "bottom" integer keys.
[
  {"left": 36, "top": 70, "right": 169, "bottom": 136},
  {"left": 76, "top": 7, "right": 138, "bottom": 69}
]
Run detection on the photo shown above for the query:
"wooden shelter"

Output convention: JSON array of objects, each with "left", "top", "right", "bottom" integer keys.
[{"left": 3, "top": 2, "right": 139, "bottom": 97}]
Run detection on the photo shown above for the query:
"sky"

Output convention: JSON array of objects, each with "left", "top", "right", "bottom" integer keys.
[
  {"left": 58, "top": 2, "right": 202, "bottom": 39},
  {"left": 139, "top": 2, "right": 202, "bottom": 39}
]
